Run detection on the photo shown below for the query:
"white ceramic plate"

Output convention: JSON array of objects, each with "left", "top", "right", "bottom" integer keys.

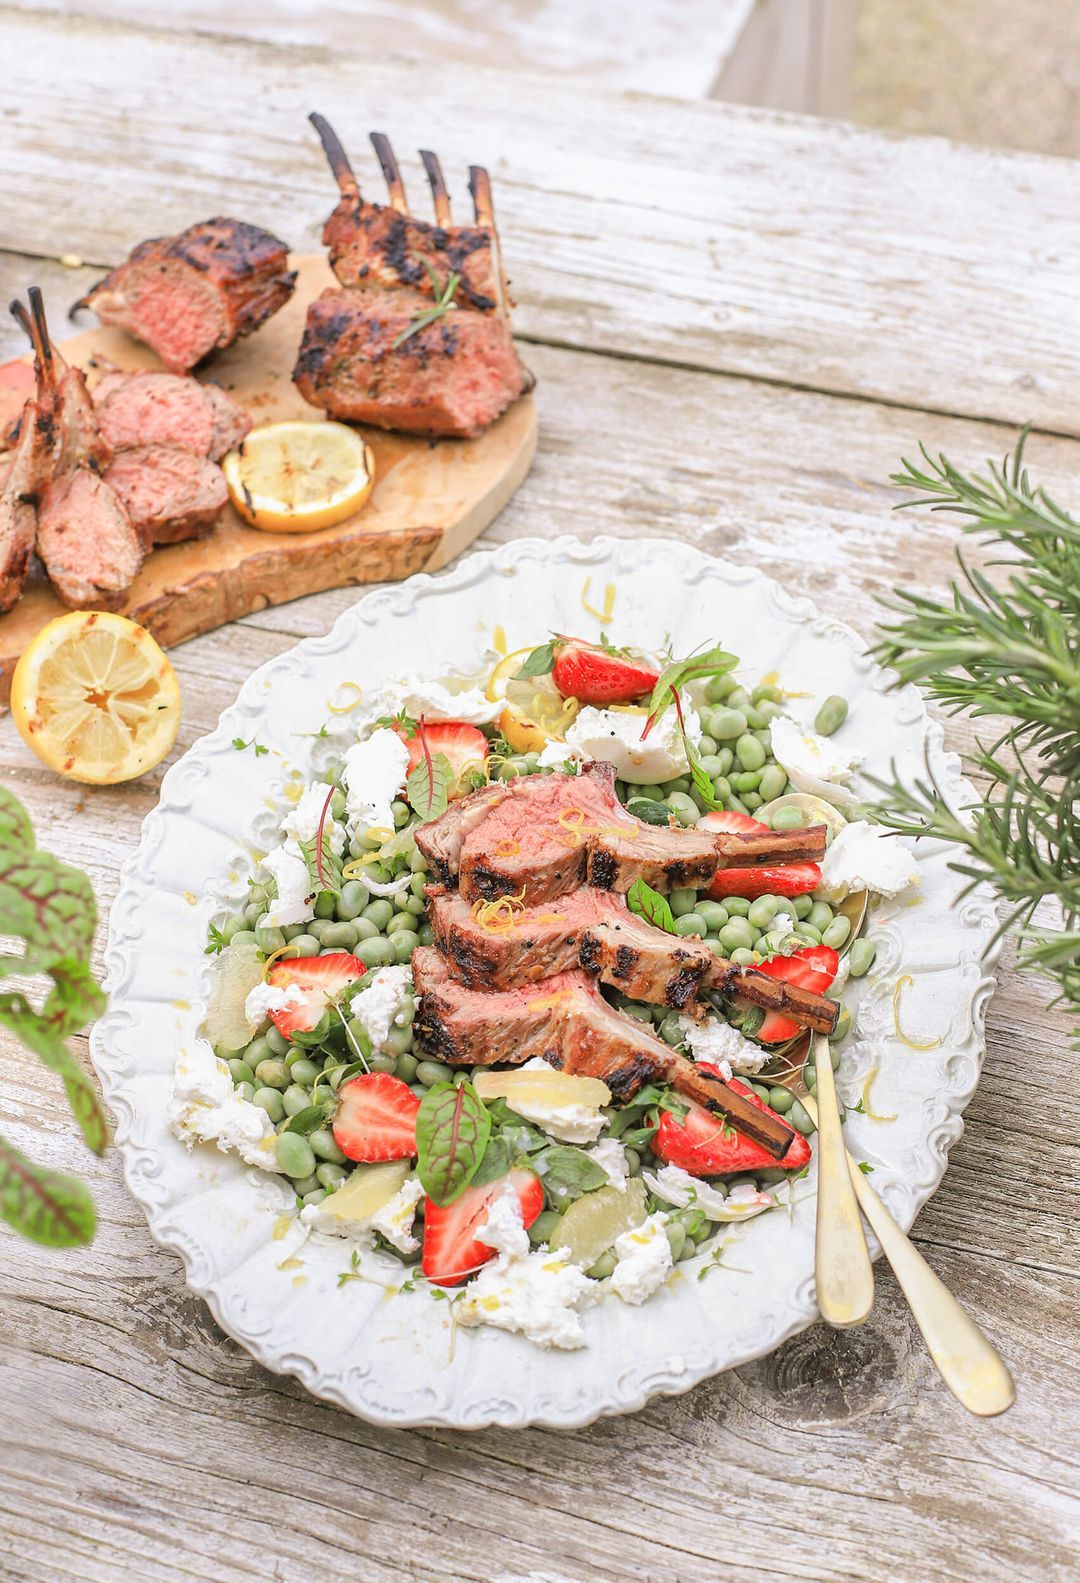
[{"left": 91, "top": 536, "right": 998, "bottom": 1429}]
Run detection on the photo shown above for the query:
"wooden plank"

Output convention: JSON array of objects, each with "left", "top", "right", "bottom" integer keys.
[{"left": 2, "top": 7, "right": 1080, "bottom": 435}]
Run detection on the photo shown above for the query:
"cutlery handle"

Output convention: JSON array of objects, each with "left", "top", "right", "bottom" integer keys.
[
  {"left": 847, "top": 1160, "right": 1015, "bottom": 1416},
  {"left": 811, "top": 1037, "right": 874, "bottom": 1327}
]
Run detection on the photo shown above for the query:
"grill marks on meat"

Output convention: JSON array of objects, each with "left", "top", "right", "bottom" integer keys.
[
  {"left": 428, "top": 885, "right": 838, "bottom": 1034},
  {"left": 412, "top": 948, "right": 797, "bottom": 1159},
  {"left": 419, "top": 761, "right": 827, "bottom": 906},
  {"left": 0, "top": 395, "right": 51, "bottom": 611},
  {"left": 294, "top": 287, "right": 533, "bottom": 439},
  {"left": 296, "top": 117, "right": 533, "bottom": 438},
  {"left": 76, "top": 218, "right": 297, "bottom": 374},
  {"left": 94, "top": 370, "right": 250, "bottom": 459},
  {"left": 105, "top": 445, "right": 227, "bottom": 546}
]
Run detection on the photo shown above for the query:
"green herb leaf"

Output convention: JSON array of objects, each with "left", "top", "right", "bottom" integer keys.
[
  {"left": 205, "top": 922, "right": 228, "bottom": 955},
  {"left": 644, "top": 643, "right": 738, "bottom": 734},
  {"left": 0, "top": 1133, "right": 95, "bottom": 1247},
  {"left": 416, "top": 1081, "right": 491, "bottom": 1206},
  {"left": 532, "top": 1144, "right": 607, "bottom": 1207},
  {"left": 406, "top": 748, "right": 454, "bottom": 824},
  {"left": 857, "top": 1161, "right": 875, "bottom": 1174},
  {"left": 514, "top": 640, "right": 557, "bottom": 679},
  {"left": 471, "top": 1133, "right": 517, "bottom": 1187},
  {"left": 284, "top": 1101, "right": 336, "bottom": 1135},
  {"left": 627, "top": 877, "right": 677, "bottom": 934},
  {"left": 392, "top": 267, "right": 462, "bottom": 349}
]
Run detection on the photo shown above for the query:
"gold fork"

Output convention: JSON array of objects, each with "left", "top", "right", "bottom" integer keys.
[
  {"left": 775, "top": 1039, "right": 1015, "bottom": 1415},
  {"left": 806, "top": 1032, "right": 874, "bottom": 1326}
]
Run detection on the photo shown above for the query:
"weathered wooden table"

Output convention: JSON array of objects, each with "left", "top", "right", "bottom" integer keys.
[{"left": 1, "top": 12, "right": 1077, "bottom": 1581}]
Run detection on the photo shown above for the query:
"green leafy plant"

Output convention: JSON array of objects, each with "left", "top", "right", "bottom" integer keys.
[
  {"left": 0, "top": 787, "right": 107, "bottom": 1246},
  {"left": 416, "top": 1081, "right": 491, "bottom": 1205},
  {"left": 867, "top": 431, "right": 1079, "bottom": 1035},
  {"left": 627, "top": 876, "right": 677, "bottom": 934}
]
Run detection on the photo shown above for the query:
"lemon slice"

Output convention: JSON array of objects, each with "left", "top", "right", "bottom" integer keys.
[
  {"left": 556, "top": 1180, "right": 649, "bottom": 1267},
  {"left": 223, "top": 420, "right": 375, "bottom": 534},
  {"left": 500, "top": 678, "right": 579, "bottom": 754},
  {"left": 485, "top": 646, "right": 537, "bottom": 703},
  {"left": 10, "top": 612, "right": 181, "bottom": 784}
]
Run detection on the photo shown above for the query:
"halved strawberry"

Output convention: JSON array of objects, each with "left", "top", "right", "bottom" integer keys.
[
  {"left": 551, "top": 639, "right": 659, "bottom": 706},
  {"left": 396, "top": 720, "right": 488, "bottom": 799},
  {"left": 333, "top": 1072, "right": 421, "bottom": 1162},
  {"left": 701, "top": 810, "right": 821, "bottom": 900},
  {"left": 654, "top": 1071, "right": 811, "bottom": 1175},
  {"left": 422, "top": 1169, "right": 543, "bottom": 1287},
  {"left": 266, "top": 952, "right": 367, "bottom": 1038},
  {"left": 753, "top": 944, "right": 839, "bottom": 1044}
]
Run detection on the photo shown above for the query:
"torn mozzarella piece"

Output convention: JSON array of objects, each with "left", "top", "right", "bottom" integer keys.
[
  {"left": 168, "top": 1043, "right": 283, "bottom": 1171},
  {"left": 478, "top": 1190, "right": 531, "bottom": 1262},
  {"left": 816, "top": 820, "right": 920, "bottom": 901},
  {"left": 244, "top": 980, "right": 305, "bottom": 1027},
  {"left": 610, "top": 1212, "right": 673, "bottom": 1304},
  {"left": 505, "top": 1056, "right": 608, "bottom": 1143},
  {"left": 261, "top": 839, "right": 314, "bottom": 928},
  {"left": 678, "top": 1014, "right": 768, "bottom": 1077},
  {"left": 342, "top": 728, "right": 411, "bottom": 834},
  {"left": 367, "top": 1176, "right": 425, "bottom": 1254},
  {"left": 769, "top": 716, "right": 860, "bottom": 807},
  {"left": 362, "top": 672, "right": 502, "bottom": 729},
  {"left": 280, "top": 781, "right": 345, "bottom": 855},
  {"left": 562, "top": 704, "right": 699, "bottom": 786},
  {"left": 349, "top": 965, "right": 412, "bottom": 1052},
  {"left": 587, "top": 1136, "right": 629, "bottom": 1192},
  {"left": 456, "top": 1245, "right": 596, "bottom": 1350}
]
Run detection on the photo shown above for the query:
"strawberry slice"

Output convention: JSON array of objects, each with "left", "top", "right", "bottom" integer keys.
[
  {"left": 266, "top": 952, "right": 366, "bottom": 1038},
  {"left": 333, "top": 1072, "right": 421, "bottom": 1162},
  {"left": 753, "top": 944, "right": 839, "bottom": 1044},
  {"left": 701, "top": 810, "right": 821, "bottom": 900},
  {"left": 654, "top": 1071, "right": 811, "bottom": 1175},
  {"left": 422, "top": 1169, "right": 544, "bottom": 1286},
  {"left": 396, "top": 720, "right": 488, "bottom": 798},
  {"left": 551, "top": 639, "right": 659, "bottom": 706}
]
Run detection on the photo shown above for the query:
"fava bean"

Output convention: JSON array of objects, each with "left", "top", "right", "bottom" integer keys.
[
  {"left": 289, "top": 1058, "right": 319, "bottom": 1086},
  {"left": 352, "top": 918, "right": 380, "bottom": 944},
  {"left": 368, "top": 1051, "right": 398, "bottom": 1074},
  {"left": 301, "top": 1189, "right": 327, "bottom": 1208},
  {"left": 363, "top": 899, "right": 395, "bottom": 931},
  {"left": 742, "top": 704, "right": 768, "bottom": 730},
  {"left": 291, "top": 933, "right": 322, "bottom": 957},
  {"left": 403, "top": 894, "right": 426, "bottom": 916},
  {"left": 708, "top": 707, "right": 747, "bottom": 741},
  {"left": 357, "top": 937, "right": 397, "bottom": 970},
  {"left": 789, "top": 1099, "right": 815, "bottom": 1135},
  {"left": 719, "top": 918, "right": 755, "bottom": 953},
  {"left": 750, "top": 1082, "right": 770, "bottom": 1102},
  {"left": 735, "top": 734, "right": 766, "bottom": 772},
  {"left": 587, "top": 1249, "right": 618, "bottom": 1279},
  {"left": 833, "top": 1005, "right": 853, "bottom": 1040},
  {"left": 748, "top": 895, "right": 779, "bottom": 930},
  {"left": 792, "top": 893, "right": 814, "bottom": 919},
  {"left": 283, "top": 1083, "right": 313, "bottom": 1116},
  {"left": 417, "top": 1059, "right": 454, "bottom": 1087},
  {"left": 344, "top": 1020, "right": 373, "bottom": 1059},
  {"left": 711, "top": 776, "right": 732, "bottom": 803},
  {"left": 674, "top": 913, "right": 707, "bottom": 938},
  {"left": 384, "top": 1024, "right": 415, "bottom": 1057},
  {"left": 771, "top": 807, "right": 806, "bottom": 833},
  {"left": 336, "top": 879, "right": 370, "bottom": 920},
  {"left": 230, "top": 929, "right": 258, "bottom": 947},
  {"left": 669, "top": 887, "right": 698, "bottom": 918},
  {"left": 808, "top": 901, "right": 834, "bottom": 932},
  {"left": 252, "top": 1087, "right": 285, "bottom": 1123},
  {"left": 314, "top": 892, "right": 337, "bottom": 919},
  {"left": 255, "top": 923, "right": 286, "bottom": 954},
  {"left": 235, "top": 1081, "right": 255, "bottom": 1102},
  {"left": 697, "top": 734, "right": 719, "bottom": 756},
  {"left": 390, "top": 930, "right": 421, "bottom": 964},
  {"left": 292, "top": 1173, "right": 320, "bottom": 1197},
  {"left": 733, "top": 770, "right": 762, "bottom": 792},
  {"left": 794, "top": 923, "right": 822, "bottom": 945},
  {"left": 768, "top": 1086, "right": 794, "bottom": 1114},
  {"left": 822, "top": 916, "right": 852, "bottom": 950},
  {"left": 744, "top": 792, "right": 763, "bottom": 809},
  {"left": 254, "top": 1058, "right": 289, "bottom": 1090},
  {"left": 723, "top": 896, "right": 751, "bottom": 917},
  {"left": 814, "top": 695, "right": 849, "bottom": 737},
  {"left": 316, "top": 1163, "right": 348, "bottom": 1190},
  {"left": 664, "top": 1222, "right": 687, "bottom": 1261},
  {"left": 696, "top": 900, "right": 729, "bottom": 932},
  {"left": 265, "top": 1025, "right": 290, "bottom": 1058},
  {"left": 319, "top": 921, "right": 357, "bottom": 950},
  {"left": 530, "top": 1209, "right": 562, "bottom": 1246},
  {"left": 705, "top": 673, "right": 738, "bottom": 704},
  {"left": 848, "top": 937, "right": 877, "bottom": 977},
  {"left": 668, "top": 793, "right": 701, "bottom": 828},
  {"left": 395, "top": 1053, "right": 419, "bottom": 1084},
  {"left": 418, "top": 923, "right": 435, "bottom": 947},
  {"left": 658, "top": 1014, "right": 685, "bottom": 1046},
  {"left": 758, "top": 764, "right": 788, "bottom": 802},
  {"left": 310, "top": 1128, "right": 347, "bottom": 1163},
  {"left": 730, "top": 947, "right": 758, "bottom": 966},
  {"left": 228, "top": 1058, "right": 255, "bottom": 1086},
  {"left": 623, "top": 1147, "right": 641, "bottom": 1175}
]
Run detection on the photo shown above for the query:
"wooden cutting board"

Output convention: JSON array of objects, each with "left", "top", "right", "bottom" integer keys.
[{"left": 0, "top": 253, "right": 538, "bottom": 701}]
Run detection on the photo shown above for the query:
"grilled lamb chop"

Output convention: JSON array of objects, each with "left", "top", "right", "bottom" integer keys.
[
  {"left": 412, "top": 947, "right": 797, "bottom": 1160},
  {"left": 416, "top": 763, "right": 825, "bottom": 906},
  {"left": 13, "top": 292, "right": 145, "bottom": 610},
  {"left": 0, "top": 300, "right": 56, "bottom": 609},
  {"left": 74, "top": 218, "right": 297, "bottom": 374},
  {"left": 427, "top": 886, "right": 838, "bottom": 1034},
  {"left": 105, "top": 444, "right": 227, "bottom": 546},
  {"left": 311, "top": 115, "right": 505, "bottom": 313},
  {"left": 295, "top": 120, "right": 533, "bottom": 438},
  {"left": 94, "top": 370, "right": 251, "bottom": 459}
]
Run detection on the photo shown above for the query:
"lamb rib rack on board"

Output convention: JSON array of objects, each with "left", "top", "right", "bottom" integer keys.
[{"left": 411, "top": 948, "right": 798, "bottom": 1160}]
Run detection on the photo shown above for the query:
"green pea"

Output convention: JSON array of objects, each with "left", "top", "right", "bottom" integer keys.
[
  {"left": 368, "top": 1051, "right": 398, "bottom": 1074},
  {"left": 770, "top": 805, "right": 806, "bottom": 832},
  {"left": 336, "top": 879, "right": 371, "bottom": 920},
  {"left": 316, "top": 1163, "right": 349, "bottom": 1190},
  {"left": 384, "top": 1024, "right": 415, "bottom": 1056},
  {"left": 735, "top": 734, "right": 766, "bottom": 772},
  {"left": 310, "top": 1128, "right": 347, "bottom": 1163},
  {"left": 674, "top": 913, "right": 707, "bottom": 938},
  {"left": 395, "top": 1053, "right": 419, "bottom": 1084},
  {"left": 792, "top": 893, "right": 814, "bottom": 919},
  {"left": 235, "top": 1081, "right": 255, "bottom": 1102},
  {"left": 669, "top": 888, "right": 698, "bottom": 918},
  {"left": 723, "top": 896, "right": 751, "bottom": 917},
  {"left": 314, "top": 892, "right": 337, "bottom": 919},
  {"left": 808, "top": 901, "right": 834, "bottom": 932},
  {"left": 417, "top": 1059, "right": 454, "bottom": 1087},
  {"left": 362, "top": 899, "right": 395, "bottom": 931},
  {"left": 758, "top": 764, "right": 788, "bottom": 802},
  {"left": 814, "top": 695, "right": 849, "bottom": 737},
  {"left": 848, "top": 937, "right": 877, "bottom": 978},
  {"left": 768, "top": 1086, "right": 794, "bottom": 1113},
  {"left": 252, "top": 1087, "right": 285, "bottom": 1123},
  {"left": 300, "top": 1189, "right": 327, "bottom": 1209},
  {"left": 228, "top": 1058, "right": 255, "bottom": 1086},
  {"left": 389, "top": 929, "right": 420, "bottom": 964},
  {"left": 357, "top": 937, "right": 397, "bottom": 969},
  {"left": 705, "top": 673, "right": 738, "bottom": 704},
  {"left": 789, "top": 1100, "right": 815, "bottom": 1135},
  {"left": 708, "top": 707, "right": 748, "bottom": 741},
  {"left": 586, "top": 1249, "right": 618, "bottom": 1279},
  {"left": 254, "top": 1058, "right": 289, "bottom": 1090},
  {"left": 667, "top": 793, "right": 701, "bottom": 828},
  {"left": 529, "top": 1209, "right": 562, "bottom": 1247},
  {"left": 663, "top": 1221, "right": 687, "bottom": 1261},
  {"left": 822, "top": 916, "right": 852, "bottom": 950},
  {"left": 696, "top": 900, "right": 729, "bottom": 931},
  {"left": 264, "top": 1026, "right": 290, "bottom": 1058},
  {"left": 748, "top": 895, "right": 779, "bottom": 930},
  {"left": 283, "top": 1083, "right": 312, "bottom": 1117},
  {"left": 719, "top": 918, "right": 755, "bottom": 953}
]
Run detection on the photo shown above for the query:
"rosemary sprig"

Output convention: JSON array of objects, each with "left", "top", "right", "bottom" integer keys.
[
  {"left": 392, "top": 262, "right": 462, "bottom": 349},
  {"left": 866, "top": 430, "right": 1080, "bottom": 1034}
]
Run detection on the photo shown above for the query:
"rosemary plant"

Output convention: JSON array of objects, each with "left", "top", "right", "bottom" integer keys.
[{"left": 867, "top": 430, "right": 1080, "bottom": 1035}]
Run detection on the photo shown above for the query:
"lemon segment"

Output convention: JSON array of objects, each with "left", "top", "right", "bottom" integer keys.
[
  {"left": 223, "top": 420, "right": 375, "bottom": 534},
  {"left": 10, "top": 611, "right": 181, "bottom": 785},
  {"left": 485, "top": 647, "right": 537, "bottom": 703},
  {"left": 556, "top": 1180, "right": 649, "bottom": 1268},
  {"left": 473, "top": 1067, "right": 611, "bottom": 1111},
  {"left": 499, "top": 678, "right": 579, "bottom": 753}
]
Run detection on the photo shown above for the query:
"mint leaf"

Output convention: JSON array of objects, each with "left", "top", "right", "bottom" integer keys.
[
  {"left": 532, "top": 1144, "right": 607, "bottom": 1207},
  {"left": 514, "top": 640, "right": 556, "bottom": 680},
  {"left": 284, "top": 1100, "right": 336, "bottom": 1135},
  {"left": 471, "top": 1133, "right": 516, "bottom": 1187},
  {"left": 0, "top": 1134, "right": 95, "bottom": 1247},
  {"left": 416, "top": 1081, "right": 491, "bottom": 1206},
  {"left": 627, "top": 876, "right": 677, "bottom": 934},
  {"left": 406, "top": 749, "right": 454, "bottom": 824}
]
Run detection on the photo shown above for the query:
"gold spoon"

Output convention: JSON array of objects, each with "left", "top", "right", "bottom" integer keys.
[
  {"left": 793, "top": 1081, "right": 1016, "bottom": 1416},
  {"left": 807, "top": 1033, "right": 874, "bottom": 1326}
]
